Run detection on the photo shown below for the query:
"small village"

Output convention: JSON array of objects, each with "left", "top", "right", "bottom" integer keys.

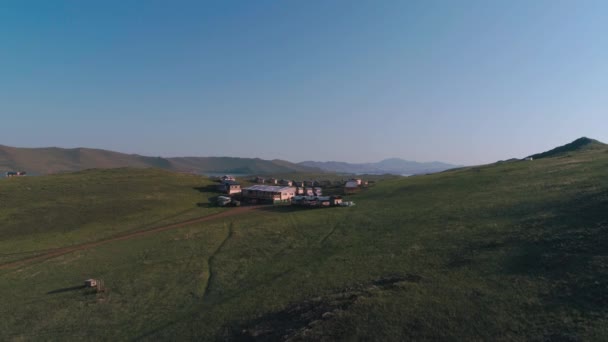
[{"left": 214, "top": 175, "right": 368, "bottom": 208}]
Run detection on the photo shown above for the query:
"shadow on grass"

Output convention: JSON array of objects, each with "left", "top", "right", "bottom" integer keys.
[
  {"left": 255, "top": 205, "right": 305, "bottom": 214},
  {"left": 445, "top": 189, "right": 608, "bottom": 338},
  {"left": 47, "top": 285, "right": 86, "bottom": 295},
  {"left": 193, "top": 185, "right": 219, "bottom": 193},
  {"left": 503, "top": 191, "right": 608, "bottom": 310}
]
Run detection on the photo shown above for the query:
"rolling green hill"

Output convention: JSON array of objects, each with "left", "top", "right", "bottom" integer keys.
[
  {"left": 1, "top": 137, "right": 608, "bottom": 340},
  {"left": 0, "top": 144, "right": 320, "bottom": 175}
]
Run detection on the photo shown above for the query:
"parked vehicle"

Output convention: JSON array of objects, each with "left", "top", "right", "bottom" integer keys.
[{"left": 217, "top": 196, "right": 232, "bottom": 206}]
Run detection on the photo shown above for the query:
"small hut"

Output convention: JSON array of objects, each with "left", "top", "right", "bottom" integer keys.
[{"left": 85, "top": 279, "right": 98, "bottom": 287}]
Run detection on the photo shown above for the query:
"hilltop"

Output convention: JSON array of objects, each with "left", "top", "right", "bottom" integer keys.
[
  {"left": 2, "top": 137, "right": 608, "bottom": 340},
  {"left": 0, "top": 144, "right": 320, "bottom": 175},
  {"left": 299, "top": 158, "right": 459, "bottom": 175},
  {"left": 528, "top": 137, "right": 607, "bottom": 160}
]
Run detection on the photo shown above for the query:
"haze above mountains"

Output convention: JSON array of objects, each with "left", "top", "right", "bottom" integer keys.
[{"left": 0, "top": 144, "right": 460, "bottom": 176}]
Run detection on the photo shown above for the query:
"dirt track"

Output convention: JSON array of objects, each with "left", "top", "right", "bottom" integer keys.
[{"left": 0, "top": 206, "right": 263, "bottom": 270}]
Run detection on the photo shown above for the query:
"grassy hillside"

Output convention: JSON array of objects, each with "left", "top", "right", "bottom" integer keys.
[
  {"left": 0, "top": 168, "right": 222, "bottom": 264},
  {"left": 529, "top": 136, "right": 605, "bottom": 159},
  {"left": 169, "top": 157, "right": 318, "bottom": 174},
  {"left": 0, "top": 145, "right": 320, "bottom": 175},
  {"left": 2, "top": 138, "right": 608, "bottom": 340}
]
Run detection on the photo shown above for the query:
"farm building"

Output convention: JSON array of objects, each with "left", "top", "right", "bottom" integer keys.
[
  {"left": 254, "top": 176, "right": 266, "bottom": 184},
  {"left": 344, "top": 180, "right": 360, "bottom": 194},
  {"left": 241, "top": 185, "right": 296, "bottom": 203},
  {"left": 220, "top": 175, "right": 236, "bottom": 182},
  {"left": 349, "top": 178, "right": 363, "bottom": 186},
  {"left": 218, "top": 180, "right": 241, "bottom": 195},
  {"left": 279, "top": 179, "right": 293, "bottom": 186},
  {"left": 267, "top": 178, "right": 278, "bottom": 184}
]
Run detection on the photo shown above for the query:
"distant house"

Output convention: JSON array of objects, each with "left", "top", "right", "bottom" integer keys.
[
  {"left": 218, "top": 180, "right": 241, "bottom": 195},
  {"left": 313, "top": 187, "right": 322, "bottom": 196},
  {"left": 255, "top": 176, "right": 266, "bottom": 184},
  {"left": 524, "top": 157, "right": 534, "bottom": 161},
  {"left": 304, "top": 187, "right": 315, "bottom": 196},
  {"left": 279, "top": 179, "right": 293, "bottom": 186},
  {"left": 220, "top": 175, "right": 236, "bottom": 182},
  {"left": 241, "top": 185, "right": 296, "bottom": 203},
  {"left": 344, "top": 180, "right": 360, "bottom": 194},
  {"left": 330, "top": 196, "right": 343, "bottom": 206},
  {"left": 268, "top": 178, "right": 278, "bottom": 184},
  {"left": 348, "top": 178, "right": 362, "bottom": 186},
  {"left": 293, "top": 181, "right": 304, "bottom": 187},
  {"left": 296, "top": 187, "right": 305, "bottom": 195},
  {"left": 345, "top": 180, "right": 359, "bottom": 188}
]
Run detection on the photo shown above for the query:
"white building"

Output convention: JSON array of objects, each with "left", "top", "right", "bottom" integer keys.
[{"left": 241, "top": 185, "right": 296, "bottom": 203}]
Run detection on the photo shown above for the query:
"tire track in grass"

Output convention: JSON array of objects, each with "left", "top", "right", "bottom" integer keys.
[
  {"left": 0, "top": 206, "right": 263, "bottom": 270},
  {"left": 202, "top": 222, "right": 233, "bottom": 301}
]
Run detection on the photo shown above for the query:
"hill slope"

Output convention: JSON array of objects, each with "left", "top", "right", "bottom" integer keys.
[
  {"left": 299, "top": 158, "right": 459, "bottom": 175},
  {"left": 0, "top": 145, "right": 320, "bottom": 175},
  {"left": 528, "top": 137, "right": 607, "bottom": 160},
  {"left": 2, "top": 138, "right": 608, "bottom": 340}
]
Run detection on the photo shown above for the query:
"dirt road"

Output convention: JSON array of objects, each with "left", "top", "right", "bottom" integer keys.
[{"left": 0, "top": 206, "right": 263, "bottom": 270}]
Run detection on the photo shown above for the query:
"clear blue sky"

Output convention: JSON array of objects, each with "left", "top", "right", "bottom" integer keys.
[{"left": 1, "top": 0, "right": 607, "bottom": 165}]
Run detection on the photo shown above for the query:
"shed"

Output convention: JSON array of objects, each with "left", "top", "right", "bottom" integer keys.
[{"left": 85, "top": 279, "right": 98, "bottom": 288}]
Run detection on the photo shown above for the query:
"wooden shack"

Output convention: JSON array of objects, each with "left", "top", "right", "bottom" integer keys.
[{"left": 85, "top": 279, "right": 97, "bottom": 287}]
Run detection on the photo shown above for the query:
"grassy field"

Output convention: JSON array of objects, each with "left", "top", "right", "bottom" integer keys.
[
  {"left": 1, "top": 140, "right": 608, "bottom": 340},
  {"left": 0, "top": 168, "right": 223, "bottom": 264}
]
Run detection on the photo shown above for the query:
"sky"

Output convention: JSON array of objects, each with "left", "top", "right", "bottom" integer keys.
[{"left": 1, "top": 0, "right": 607, "bottom": 165}]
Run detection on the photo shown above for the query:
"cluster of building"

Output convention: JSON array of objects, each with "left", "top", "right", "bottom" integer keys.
[
  {"left": 5, "top": 171, "right": 26, "bottom": 178},
  {"left": 214, "top": 174, "right": 363, "bottom": 206},
  {"left": 253, "top": 177, "right": 326, "bottom": 187}
]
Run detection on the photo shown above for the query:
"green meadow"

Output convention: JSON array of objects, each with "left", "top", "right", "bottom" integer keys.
[{"left": 2, "top": 139, "right": 608, "bottom": 340}]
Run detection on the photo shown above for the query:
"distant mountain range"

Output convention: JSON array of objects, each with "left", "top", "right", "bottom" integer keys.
[
  {"left": 0, "top": 144, "right": 463, "bottom": 176},
  {"left": 0, "top": 145, "right": 321, "bottom": 175},
  {"left": 298, "top": 158, "right": 461, "bottom": 175}
]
